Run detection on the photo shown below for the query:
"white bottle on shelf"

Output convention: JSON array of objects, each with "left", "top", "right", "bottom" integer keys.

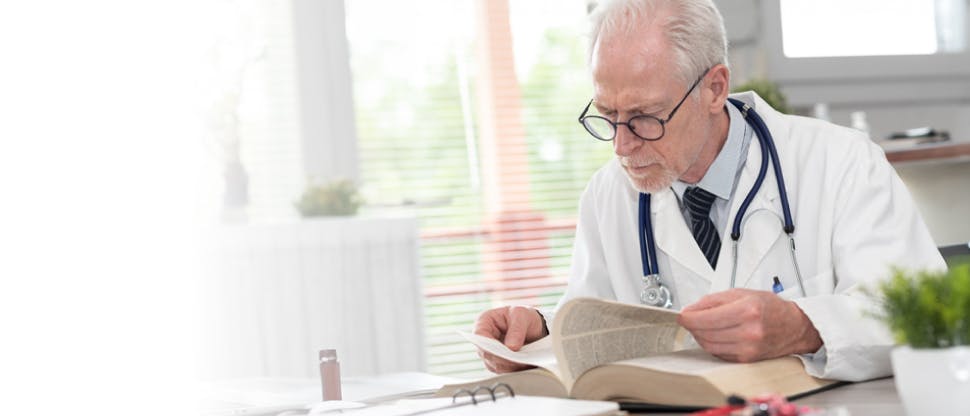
[
  {"left": 850, "top": 111, "right": 870, "bottom": 135},
  {"left": 812, "top": 103, "right": 831, "bottom": 122}
]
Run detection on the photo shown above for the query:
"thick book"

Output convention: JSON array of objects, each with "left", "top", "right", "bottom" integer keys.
[{"left": 437, "top": 297, "right": 837, "bottom": 408}]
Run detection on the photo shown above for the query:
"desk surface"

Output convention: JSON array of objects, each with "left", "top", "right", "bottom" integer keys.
[
  {"left": 199, "top": 374, "right": 903, "bottom": 416},
  {"left": 645, "top": 377, "right": 902, "bottom": 416},
  {"left": 794, "top": 377, "right": 902, "bottom": 416}
]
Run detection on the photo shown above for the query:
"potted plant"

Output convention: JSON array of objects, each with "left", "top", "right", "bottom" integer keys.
[
  {"left": 732, "top": 78, "right": 791, "bottom": 114},
  {"left": 873, "top": 265, "right": 970, "bottom": 414},
  {"left": 295, "top": 178, "right": 362, "bottom": 217}
]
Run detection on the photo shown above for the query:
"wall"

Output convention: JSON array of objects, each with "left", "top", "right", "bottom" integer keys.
[
  {"left": 291, "top": 0, "right": 360, "bottom": 184},
  {"left": 896, "top": 161, "right": 970, "bottom": 246},
  {"left": 715, "top": 0, "right": 970, "bottom": 246}
]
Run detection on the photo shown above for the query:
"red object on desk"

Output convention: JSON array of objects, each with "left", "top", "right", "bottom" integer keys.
[
  {"left": 689, "top": 405, "right": 745, "bottom": 416},
  {"left": 688, "top": 393, "right": 821, "bottom": 416}
]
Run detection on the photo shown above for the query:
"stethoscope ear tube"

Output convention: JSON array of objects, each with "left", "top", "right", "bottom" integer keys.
[
  {"left": 727, "top": 98, "right": 795, "bottom": 238},
  {"left": 731, "top": 115, "right": 769, "bottom": 241},
  {"left": 744, "top": 101, "right": 795, "bottom": 234}
]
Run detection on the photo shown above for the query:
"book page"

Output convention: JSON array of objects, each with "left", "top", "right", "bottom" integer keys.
[
  {"left": 613, "top": 348, "right": 727, "bottom": 375},
  {"left": 551, "top": 298, "right": 688, "bottom": 389},
  {"left": 458, "top": 331, "right": 560, "bottom": 378}
]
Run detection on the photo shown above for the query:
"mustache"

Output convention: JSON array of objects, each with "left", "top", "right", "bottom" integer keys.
[{"left": 619, "top": 156, "right": 662, "bottom": 167}]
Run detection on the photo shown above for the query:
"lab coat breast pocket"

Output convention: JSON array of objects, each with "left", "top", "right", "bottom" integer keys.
[
  {"left": 741, "top": 234, "right": 829, "bottom": 301},
  {"left": 770, "top": 268, "right": 833, "bottom": 301},
  {"left": 741, "top": 233, "right": 795, "bottom": 293}
]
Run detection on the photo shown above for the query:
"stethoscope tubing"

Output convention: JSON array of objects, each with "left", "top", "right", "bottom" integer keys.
[
  {"left": 730, "top": 118, "right": 770, "bottom": 241},
  {"left": 638, "top": 193, "right": 660, "bottom": 277},
  {"left": 739, "top": 98, "right": 795, "bottom": 234},
  {"left": 637, "top": 98, "right": 805, "bottom": 306}
]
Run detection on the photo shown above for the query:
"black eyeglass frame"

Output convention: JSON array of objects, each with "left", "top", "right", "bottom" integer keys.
[{"left": 577, "top": 68, "right": 711, "bottom": 142}]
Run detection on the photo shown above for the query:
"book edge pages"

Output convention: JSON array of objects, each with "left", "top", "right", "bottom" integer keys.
[
  {"left": 569, "top": 350, "right": 838, "bottom": 407},
  {"left": 570, "top": 360, "right": 725, "bottom": 407}
]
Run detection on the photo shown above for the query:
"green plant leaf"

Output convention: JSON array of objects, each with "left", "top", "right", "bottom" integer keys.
[
  {"left": 874, "top": 265, "right": 970, "bottom": 348},
  {"left": 295, "top": 178, "right": 362, "bottom": 217},
  {"left": 731, "top": 79, "right": 791, "bottom": 114}
]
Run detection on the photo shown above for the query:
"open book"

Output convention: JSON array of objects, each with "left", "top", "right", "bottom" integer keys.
[{"left": 437, "top": 297, "right": 837, "bottom": 408}]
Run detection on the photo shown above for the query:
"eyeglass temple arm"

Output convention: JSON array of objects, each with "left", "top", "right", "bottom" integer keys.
[
  {"left": 665, "top": 68, "right": 712, "bottom": 123},
  {"left": 578, "top": 99, "right": 594, "bottom": 122}
]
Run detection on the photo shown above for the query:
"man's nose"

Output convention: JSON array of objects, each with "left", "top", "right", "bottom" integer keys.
[{"left": 613, "top": 123, "right": 642, "bottom": 157}]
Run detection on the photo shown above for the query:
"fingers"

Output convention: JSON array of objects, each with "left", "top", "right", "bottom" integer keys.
[
  {"left": 680, "top": 288, "right": 745, "bottom": 312},
  {"left": 473, "top": 309, "right": 505, "bottom": 340},
  {"left": 679, "top": 299, "right": 748, "bottom": 331},
  {"left": 503, "top": 306, "right": 541, "bottom": 351},
  {"left": 474, "top": 306, "right": 518, "bottom": 341},
  {"left": 688, "top": 321, "right": 770, "bottom": 363},
  {"left": 472, "top": 305, "right": 545, "bottom": 372},
  {"left": 477, "top": 349, "right": 533, "bottom": 373},
  {"left": 678, "top": 289, "right": 765, "bottom": 331},
  {"left": 689, "top": 326, "right": 758, "bottom": 345},
  {"left": 681, "top": 290, "right": 822, "bottom": 362}
]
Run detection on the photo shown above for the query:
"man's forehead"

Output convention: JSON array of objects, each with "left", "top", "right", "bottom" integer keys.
[
  {"left": 589, "top": 29, "right": 677, "bottom": 108},
  {"left": 591, "top": 30, "right": 668, "bottom": 69},
  {"left": 590, "top": 60, "right": 677, "bottom": 111},
  {"left": 592, "top": 87, "right": 668, "bottom": 113}
]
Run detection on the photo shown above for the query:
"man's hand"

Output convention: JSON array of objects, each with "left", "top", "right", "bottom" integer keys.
[
  {"left": 473, "top": 305, "right": 549, "bottom": 373},
  {"left": 677, "top": 289, "right": 822, "bottom": 362}
]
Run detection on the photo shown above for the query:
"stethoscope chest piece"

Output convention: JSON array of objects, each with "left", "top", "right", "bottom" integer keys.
[{"left": 640, "top": 274, "right": 672, "bottom": 308}]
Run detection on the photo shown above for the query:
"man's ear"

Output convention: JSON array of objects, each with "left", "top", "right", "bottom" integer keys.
[{"left": 705, "top": 64, "right": 730, "bottom": 115}]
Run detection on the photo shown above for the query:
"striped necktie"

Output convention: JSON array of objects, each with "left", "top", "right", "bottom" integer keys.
[{"left": 683, "top": 186, "right": 720, "bottom": 269}]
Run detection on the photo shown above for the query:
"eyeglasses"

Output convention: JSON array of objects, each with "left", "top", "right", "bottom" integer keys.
[{"left": 578, "top": 68, "right": 710, "bottom": 142}]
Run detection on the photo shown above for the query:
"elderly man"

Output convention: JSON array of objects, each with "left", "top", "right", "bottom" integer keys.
[{"left": 474, "top": 0, "right": 944, "bottom": 381}]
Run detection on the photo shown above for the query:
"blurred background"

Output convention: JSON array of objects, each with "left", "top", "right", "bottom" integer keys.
[{"left": 1, "top": 0, "right": 968, "bottom": 413}]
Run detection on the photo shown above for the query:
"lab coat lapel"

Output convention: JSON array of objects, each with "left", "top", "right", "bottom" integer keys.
[
  {"left": 651, "top": 189, "right": 714, "bottom": 280},
  {"left": 714, "top": 124, "right": 784, "bottom": 291}
]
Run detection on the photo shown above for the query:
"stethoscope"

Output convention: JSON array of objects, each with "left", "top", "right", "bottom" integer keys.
[{"left": 638, "top": 98, "right": 807, "bottom": 309}]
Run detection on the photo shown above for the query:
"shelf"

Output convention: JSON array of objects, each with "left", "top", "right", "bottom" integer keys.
[{"left": 884, "top": 141, "right": 970, "bottom": 165}]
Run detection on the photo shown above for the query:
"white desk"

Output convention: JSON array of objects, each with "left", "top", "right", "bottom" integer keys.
[
  {"left": 199, "top": 374, "right": 903, "bottom": 415},
  {"left": 646, "top": 378, "right": 903, "bottom": 416},
  {"left": 198, "top": 372, "right": 460, "bottom": 415},
  {"left": 793, "top": 378, "right": 903, "bottom": 416}
]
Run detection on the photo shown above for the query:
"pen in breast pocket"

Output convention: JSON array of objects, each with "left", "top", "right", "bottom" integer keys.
[{"left": 772, "top": 276, "right": 784, "bottom": 294}]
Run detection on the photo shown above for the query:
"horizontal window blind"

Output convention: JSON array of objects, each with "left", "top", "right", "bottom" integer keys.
[{"left": 346, "top": 0, "right": 611, "bottom": 378}]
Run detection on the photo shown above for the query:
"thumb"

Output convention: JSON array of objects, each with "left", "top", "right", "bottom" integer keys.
[{"left": 502, "top": 306, "right": 534, "bottom": 351}]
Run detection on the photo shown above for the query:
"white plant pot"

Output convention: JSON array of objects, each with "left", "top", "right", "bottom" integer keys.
[{"left": 892, "top": 345, "right": 970, "bottom": 415}]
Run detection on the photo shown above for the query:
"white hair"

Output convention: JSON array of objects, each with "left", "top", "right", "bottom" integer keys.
[{"left": 588, "top": 0, "right": 728, "bottom": 87}]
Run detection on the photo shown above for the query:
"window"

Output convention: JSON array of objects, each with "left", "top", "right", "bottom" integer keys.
[
  {"left": 779, "top": 0, "right": 964, "bottom": 58},
  {"left": 761, "top": 0, "right": 970, "bottom": 105},
  {"left": 345, "top": 0, "right": 610, "bottom": 377}
]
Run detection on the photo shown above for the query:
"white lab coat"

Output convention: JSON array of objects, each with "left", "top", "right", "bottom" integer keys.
[{"left": 551, "top": 92, "right": 946, "bottom": 381}]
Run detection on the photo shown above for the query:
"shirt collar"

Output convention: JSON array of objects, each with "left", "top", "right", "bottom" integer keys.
[{"left": 672, "top": 102, "right": 747, "bottom": 201}]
